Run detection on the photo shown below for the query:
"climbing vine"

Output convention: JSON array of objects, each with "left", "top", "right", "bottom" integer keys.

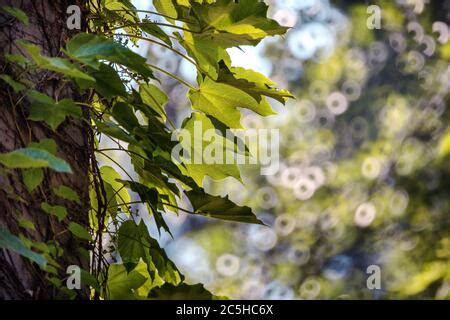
[{"left": 0, "top": 0, "right": 291, "bottom": 299}]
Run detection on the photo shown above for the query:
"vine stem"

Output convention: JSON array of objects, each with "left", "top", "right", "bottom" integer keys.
[
  {"left": 96, "top": 150, "right": 136, "bottom": 182},
  {"left": 113, "top": 33, "right": 213, "bottom": 80},
  {"left": 146, "top": 62, "right": 196, "bottom": 90},
  {"left": 109, "top": 21, "right": 200, "bottom": 34},
  {"left": 96, "top": 148, "right": 153, "bottom": 168},
  {"left": 107, "top": 200, "right": 196, "bottom": 215},
  {"left": 108, "top": 9, "right": 197, "bottom": 25},
  {"left": 159, "top": 201, "right": 196, "bottom": 215},
  {"left": 113, "top": 33, "right": 195, "bottom": 65}
]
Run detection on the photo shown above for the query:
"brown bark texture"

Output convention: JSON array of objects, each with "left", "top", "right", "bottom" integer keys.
[{"left": 0, "top": 0, "right": 90, "bottom": 299}]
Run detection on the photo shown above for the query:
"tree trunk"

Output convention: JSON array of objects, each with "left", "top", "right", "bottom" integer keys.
[{"left": 0, "top": 0, "right": 90, "bottom": 299}]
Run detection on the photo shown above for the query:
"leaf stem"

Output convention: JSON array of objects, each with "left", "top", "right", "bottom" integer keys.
[
  {"left": 113, "top": 33, "right": 211, "bottom": 81},
  {"left": 147, "top": 62, "right": 195, "bottom": 90},
  {"left": 108, "top": 9, "right": 196, "bottom": 25},
  {"left": 109, "top": 21, "right": 200, "bottom": 34}
]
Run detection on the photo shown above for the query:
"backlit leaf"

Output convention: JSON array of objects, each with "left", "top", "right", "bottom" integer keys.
[{"left": 189, "top": 77, "right": 275, "bottom": 129}]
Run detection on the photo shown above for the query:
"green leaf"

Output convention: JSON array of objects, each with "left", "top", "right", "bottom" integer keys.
[
  {"left": 87, "top": 63, "right": 127, "bottom": 99},
  {"left": 106, "top": 263, "right": 147, "bottom": 300},
  {"left": 66, "top": 33, "right": 154, "bottom": 79},
  {"left": 95, "top": 120, "right": 138, "bottom": 144},
  {"left": 148, "top": 282, "right": 215, "bottom": 300},
  {"left": 0, "top": 74, "right": 26, "bottom": 92},
  {"left": 139, "top": 84, "right": 169, "bottom": 121},
  {"left": 185, "top": 187, "right": 263, "bottom": 224},
  {"left": 0, "top": 147, "right": 72, "bottom": 173},
  {"left": 127, "top": 146, "right": 181, "bottom": 201},
  {"left": 1, "top": 6, "right": 29, "bottom": 25},
  {"left": 104, "top": 0, "right": 139, "bottom": 24},
  {"left": 23, "top": 168, "right": 44, "bottom": 192},
  {"left": 41, "top": 202, "right": 67, "bottom": 222},
  {"left": 189, "top": 77, "right": 275, "bottom": 129},
  {"left": 28, "top": 95, "right": 82, "bottom": 130},
  {"left": 176, "top": 112, "right": 241, "bottom": 185},
  {"left": 53, "top": 185, "right": 81, "bottom": 204},
  {"left": 190, "top": 0, "right": 287, "bottom": 47},
  {"left": 153, "top": 0, "right": 178, "bottom": 20},
  {"left": 140, "top": 20, "right": 172, "bottom": 46},
  {"left": 119, "top": 181, "right": 171, "bottom": 235},
  {"left": 217, "top": 65, "right": 294, "bottom": 105},
  {"left": 176, "top": 31, "right": 226, "bottom": 80},
  {"left": 111, "top": 102, "right": 140, "bottom": 132},
  {"left": 68, "top": 222, "right": 91, "bottom": 241},
  {"left": 18, "top": 218, "right": 36, "bottom": 231},
  {"left": 17, "top": 40, "right": 94, "bottom": 81},
  {"left": 117, "top": 220, "right": 182, "bottom": 284},
  {"left": 0, "top": 228, "right": 46, "bottom": 268},
  {"left": 99, "top": 166, "right": 131, "bottom": 212}
]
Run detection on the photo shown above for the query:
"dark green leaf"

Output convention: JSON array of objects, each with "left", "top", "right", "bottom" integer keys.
[
  {"left": 120, "top": 180, "right": 171, "bottom": 235},
  {"left": 140, "top": 20, "right": 172, "bottom": 45},
  {"left": 148, "top": 282, "right": 215, "bottom": 300},
  {"left": 139, "top": 84, "right": 169, "bottom": 121},
  {"left": 53, "top": 185, "right": 80, "bottom": 204},
  {"left": 185, "top": 187, "right": 263, "bottom": 224},
  {"left": 87, "top": 63, "right": 127, "bottom": 99},
  {"left": 28, "top": 96, "right": 82, "bottom": 130},
  {"left": 41, "top": 202, "right": 67, "bottom": 222},
  {"left": 117, "top": 220, "right": 182, "bottom": 284},
  {"left": 68, "top": 222, "right": 91, "bottom": 241},
  {"left": 66, "top": 33, "right": 154, "bottom": 79}
]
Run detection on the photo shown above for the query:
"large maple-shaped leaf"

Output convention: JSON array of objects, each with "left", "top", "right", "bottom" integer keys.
[
  {"left": 105, "top": 263, "right": 147, "bottom": 300},
  {"left": 217, "top": 64, "right": 294, "bottom": 105},
  {"left": 190, "top": 0, "right": 288, "bottom": 47},
  {"left": 189, "top": 78, "right": 275, "bottom": 129},
  {"left": 175, "top": 112, "right": 242, "bottom": 185},
  {"left": 26, "top": 91, "right": 82, "bottom": 130},
  {"left": 175, "top": 31, "right": 227, "bottom": 80}
]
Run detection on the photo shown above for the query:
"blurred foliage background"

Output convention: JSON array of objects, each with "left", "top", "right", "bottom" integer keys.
[{"left": 122, "top": 0, "right": 450, "bottom": 299}]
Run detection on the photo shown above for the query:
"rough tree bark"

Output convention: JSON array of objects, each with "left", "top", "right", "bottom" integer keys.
[{"left": 0, "top": 0, "right": 90, "bottom": 299}]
